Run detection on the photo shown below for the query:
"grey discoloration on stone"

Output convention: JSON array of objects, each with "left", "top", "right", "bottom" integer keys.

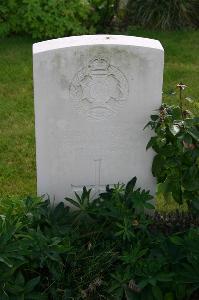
[{"left": 33, "top": 35, "right": 164, "bottom": 202}]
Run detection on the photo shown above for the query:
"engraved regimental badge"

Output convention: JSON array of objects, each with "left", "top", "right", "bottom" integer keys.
[{"left": 69, "top": 56, "right": 129, "bottom": 119}]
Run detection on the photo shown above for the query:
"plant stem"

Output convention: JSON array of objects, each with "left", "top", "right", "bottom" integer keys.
[
  {"left": 177, "top": 82, "right": 187, "bottom": 120},
  {"left": 179, "top": 86, "right": 183, "bottom": 119}
]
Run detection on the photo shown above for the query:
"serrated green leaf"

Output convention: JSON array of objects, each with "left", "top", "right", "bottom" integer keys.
[
  {"left": 125, "top": 177, "right": 137, "bottom": 196},
  {"left": 6, "top": 284, "right": 24, "bottom": 294},
  {"left": 171, "top": 106, "right": 182, "bottom": 119},
  {"left": 25, "top": 276, "right": 40, "bottom": 293},
  {"left": 152, "top": 286, "right": 163, "bottom": 300},
  {"left": 152, "top": 155, "right": 165, "bottom": 177},
  {"left": 146, "top": 137, "right": 156, "bottom": 150},
  {"left": 138, "top": 279, "right": 148, "bottom": 289},
  {"left": 149, "top": 278, "right": 157, "bottom": 286},
  {"left": 144, "top": 202, "right": 155, "bottom": 210},
  {"left": 144, "top": 121, "right": 153, "bottom": 129},
  {"left": 164, "top": 292, "right": 175, "bottom": 300},
  {"left": 184, "top": 117, "right": 199, "bottom": 127},
  {"left": 170, "top": 124, "right": 180, "bottom": 136},
  {"left": 182, "top": 166, "right": 199, "bottom": 191},
  {"left": 170, "top": 235, "right": 183, "bottom": 245},
  {"left": 157, "top": 272, "right": 174, "bottom": 282},
  {"left": 192, "top": 198, "right": 199, "bottom": 210},
  {"left": 187, "top": 127, "right": 199, "bottom": 142},
  {"left": 0, "top": 256, "right": 13, "bottom": 268},
  {"left": 15, "top": 272, "right": 25, "bottom": 286},
  {"left": 183, "top": 133, "right": 192, "bottom": 144},
  {"left": 151, "top": 114, "right": 159, "bottom": 121},
  {"left": 64, "top": 197, "right": 80, "bottom": 208}
]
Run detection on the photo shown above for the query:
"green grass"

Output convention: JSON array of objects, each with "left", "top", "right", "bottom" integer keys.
[
  {"left": 0, "top": 31, "right": 199, "bottom": 201},
  {"left": 127, "top": 29, "right": 199, "bottom": 114},
  {"left": 0, "top": 36, "right": 36, "bottom": 196}
]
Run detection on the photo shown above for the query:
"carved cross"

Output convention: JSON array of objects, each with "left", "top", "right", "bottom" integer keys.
[{"left": 71, "top": 159, "right": 111, "bottom": 197}]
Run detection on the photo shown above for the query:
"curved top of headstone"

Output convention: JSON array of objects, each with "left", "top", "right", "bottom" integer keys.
[{"left": 33, "top": 34, "right": 164, "bottom": 54}]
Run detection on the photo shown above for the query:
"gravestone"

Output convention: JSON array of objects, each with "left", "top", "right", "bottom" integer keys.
[{"left": 33, "top": 35, "right": 164, "bottom": 202}]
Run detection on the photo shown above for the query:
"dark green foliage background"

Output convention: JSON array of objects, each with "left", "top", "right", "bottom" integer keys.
[
  {"left": 0, "top": 0, "right": 117, "bottom": 39},
  {"left": 126, "top": 0, "right": 199, "bottom": 30},
  {"left": 0, "top": 0, "right": 198, "bottom": 39},
  {"left": 0, "top": 0, "right": 95, "bottom": 38}
]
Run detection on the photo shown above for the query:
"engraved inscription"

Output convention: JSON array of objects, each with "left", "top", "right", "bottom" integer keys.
[{"left": 70, "top": 57, "right": 129, "bottom": 119}]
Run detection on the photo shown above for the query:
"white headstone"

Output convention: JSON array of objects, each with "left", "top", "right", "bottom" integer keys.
[{"left": 33, "top": 35, "right": 164, "bottom": 202}]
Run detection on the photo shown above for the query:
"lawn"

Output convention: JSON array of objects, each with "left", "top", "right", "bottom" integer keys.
[{"left": 0, "top": 30, "right": 199, "bottom": 200}]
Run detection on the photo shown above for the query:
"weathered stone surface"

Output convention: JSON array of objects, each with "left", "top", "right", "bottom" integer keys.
[{"left": 33, "top": 35, "right": 164, "bottom": 202}]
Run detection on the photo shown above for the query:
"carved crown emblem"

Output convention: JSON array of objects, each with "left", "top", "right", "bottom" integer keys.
[
  {"left": 89, "top": 57, "right": 109, "bottom": 71},
  {"left": 70, "top": 56, "right": 129, "bottom": 120}
]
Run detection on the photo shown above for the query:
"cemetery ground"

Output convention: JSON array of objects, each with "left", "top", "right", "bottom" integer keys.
[
  {"left": 0, "top": 30, "right": 198, "bottom": 211},
  {"left": 0, "top": 32, "right": 199, "bottom": 299}
]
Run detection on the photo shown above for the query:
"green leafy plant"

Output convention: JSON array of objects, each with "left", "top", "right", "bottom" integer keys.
[
  {"left": 0, "top": 0, "right": 120, "bottom": 39},
  {"left": 145, "top": 83, "right": 199, "bottom": 214},
  {"left": 89, "top": 0, "right": 118, "bottom": 32},
  {"left": 96, "top": 177, "right": 154, "bottom": 218},
  {"left": 0, "top": 0, "right": 95, "bottom": 39},
  {"left": 22, "top": 0, "right": 94, "bottom": 39},
  {"left": 0, "top": 184, "right": 198, "bottom": 299}
]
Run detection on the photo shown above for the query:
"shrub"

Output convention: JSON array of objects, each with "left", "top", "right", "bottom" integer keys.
[
  {"left": 22, "top": 0, "right": 97, "bottom": 39},
  {"left": 0, "top": 0, "right": 119, "bottom": 39},
  {"left": 145, "top": 83, "right": 199, "bottom": 214},
  {"left": 1, "top": 0, "right": 198, "bottom": 38},
  {"left": 126, "top": 0, "right": 199, "bottom": 30},
  {"left": 0, "top": 180, "right": 198, "bottom": 299},
  {"left": 89, "top": 0, "right": 117, "bottom": 32},
  {"left": 0, "top": 0, "right": 97, "bottom": 39},
  {"left": 0, "top": 0, "right": 22, "bottom": 37}
]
